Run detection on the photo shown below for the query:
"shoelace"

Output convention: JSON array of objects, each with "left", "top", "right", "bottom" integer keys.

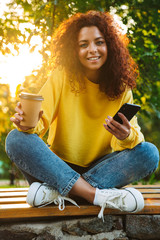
[
  {"left": 54, "top": 195, "right": 80, "bottom": 210},
  {"left": 98, "top": 191, "right": 127, "bottom": 221},
  {"left": 38, "top": 185, "right": 79, "bottom": 210}
]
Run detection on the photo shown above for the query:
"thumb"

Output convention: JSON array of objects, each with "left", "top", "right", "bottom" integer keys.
[{"left": 39, "top": 110, "right": 43, "bottom": 120}]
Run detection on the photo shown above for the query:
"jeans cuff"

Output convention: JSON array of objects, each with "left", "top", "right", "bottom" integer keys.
[{"left": 61, "top": 172, "right": 81, "bottom": 196}]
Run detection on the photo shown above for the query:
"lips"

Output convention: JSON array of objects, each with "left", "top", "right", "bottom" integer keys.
[{"left": 87, "top": 56, "right": 101, "bottom": 61}]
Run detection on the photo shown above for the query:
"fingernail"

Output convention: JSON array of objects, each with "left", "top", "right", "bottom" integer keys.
[{"left": 107, "top": 116, "right": 111, "bottom": 119}]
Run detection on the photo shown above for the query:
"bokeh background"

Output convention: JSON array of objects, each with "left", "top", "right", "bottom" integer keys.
[{"left": 0, "top": 0, "right": 159, "bottom": 185}]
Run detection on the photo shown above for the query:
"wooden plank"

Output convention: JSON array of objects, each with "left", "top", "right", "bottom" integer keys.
[
  {"left": 0, "top": 186, "right": 160, "bottom": 194},
  {"left": 126, "top": 186, "right": 160, "bottom": 193},
  {"left": 1, "top": 194, "right": 160, "bottom": 206},
  {"left": 134, "top": 189, "right": 160, "bottom": 193},
  {"left": 0, "top": 199, "right": 160, "bottom": 219},
  {"left": 1, "top": 186, "right": 160, "bottom": 220},
  {"left": 1, "top": 189, "right": 160, "bottom": 198},
  {"left": 2, "top": 194, "right": 159, "bottom": 203},
  {"left": 0, "top": 197, "right": 26, "bottom": 204},
  {"left": 0, "top": 185, "right": 160, "bottom": 192},
  {"left": 0, "top": 188, "right": 28, "bottom": 192},
  {"left": 4, "top": 190, "right": 160, "bottom": 198},
  {"left": 0, "top": 192, "right": 27, "bottom": 198},
  {"left": 128, "top": 185, "right": 160, "bottom": 188},
  {"left": 141, "top": 194, "right": 160, "bottom": 199},
  {"left": 0, "top": 194, "right": 159, "bottom": 205}
]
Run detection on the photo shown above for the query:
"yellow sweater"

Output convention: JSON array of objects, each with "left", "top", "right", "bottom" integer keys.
[{"left": 34, "top": 68, "right": 144, "bottom": 167}]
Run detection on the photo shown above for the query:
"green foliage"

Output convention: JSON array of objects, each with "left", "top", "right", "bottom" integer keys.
[
  {"left": 0, "top": 85, "right": 13, "bottom": 135},
  {"left": 124, "top": 2, "right": 160, "bottom": 153},
  {"left": 0, "top": 134, "right": 11, "bottom": 179},
  {"left": 0, "top": 85, "right": 15, "bottom": 179}
]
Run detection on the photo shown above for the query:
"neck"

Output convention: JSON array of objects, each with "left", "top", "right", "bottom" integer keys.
[{"left": 85, "top": 70, "right": 100, "bottom": 84}]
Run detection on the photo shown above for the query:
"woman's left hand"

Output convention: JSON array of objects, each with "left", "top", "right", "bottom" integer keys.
[{"left": 103, "top": 113, "right": 131, "bottom": 140}]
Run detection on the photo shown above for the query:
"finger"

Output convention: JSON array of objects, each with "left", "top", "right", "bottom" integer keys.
[
  {"left": 10, "top": 117, "right": 18, "bottom": 123},
  {"left": 14, "top": 113, "right": 23, "bottom": 121},
  {"left": 15, "top": 102, "right": 23, "bottom": 114},
  {"left": 10, "top": 117, "right": 21, "bottom": 126},
  {"left": 15, "top": 106, "right": 23, "bottom": 115},
  {"left": 17, "top": 102, "right": 21, "bottom": 107},
  {"left": 105, "top": 119, "right": 116, "bottom": 132},
  {"left": 104, "top": 117, "right": 130, "bottom": 139},
  {"left": 106, "top": 116, "right": 122, "bottom": 130},
  {"left": 104, "top": 123, "right": 124, "bottom": 140},
  {"left": 103, "top": 123, "right": 113, "bottom": 134},
  {"left": 16, "top": 101, "right": 22, "bottom": 108},
  {"left": 10, "top": 117, "right": 30, "bottom": 131},
  {"left": 118, "top": 113, "right": 131, "bottom": 128},
  {"left": 39, "top": 110, "right": 43, "bottom": 119},
  {"left": 104, "top": 119, "right": 121, "bottom": 135}
]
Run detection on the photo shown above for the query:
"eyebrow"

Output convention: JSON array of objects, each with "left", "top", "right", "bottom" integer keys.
[{"left": 78, "top": 37, "right": 104, "bottom": 43}]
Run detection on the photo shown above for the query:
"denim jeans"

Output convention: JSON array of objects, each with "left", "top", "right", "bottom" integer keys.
[{"left": 5, "top": 129, "right": 159, "bottom": 196}]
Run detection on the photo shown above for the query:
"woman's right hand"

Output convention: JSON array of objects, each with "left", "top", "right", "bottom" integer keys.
[
  {"left": 10, "top": 102, "right": 32, "bottom": 131},
  {"left": 10, "top": 102, "right": 43, "bottom": 131}
]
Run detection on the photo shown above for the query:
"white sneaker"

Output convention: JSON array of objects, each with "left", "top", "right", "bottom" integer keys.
[
  {"left": 95, "top": 187, "right": 144, "bottom": 220},
  {"left": 26, "top": 182, "right": 79, "bottom": 210}
]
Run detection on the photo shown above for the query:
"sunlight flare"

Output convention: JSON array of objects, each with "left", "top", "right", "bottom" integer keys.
[{"left": 0, "top": 42, "right": 42, "bottom": 97}]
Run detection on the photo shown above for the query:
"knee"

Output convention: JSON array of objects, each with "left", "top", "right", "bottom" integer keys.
[
  {"left": 138, "top": 142, "right": 159, "bottom": 171},
  {"left": 6, "top": 128, "right": 20, "bottom": 146},
  {"left": 5, "top": 129, "right": 27, "bottom": 157}
]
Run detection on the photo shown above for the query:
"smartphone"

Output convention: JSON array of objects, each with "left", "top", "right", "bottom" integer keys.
[{"left": 113, "top": 103, "right": 141, "bottom": 124}]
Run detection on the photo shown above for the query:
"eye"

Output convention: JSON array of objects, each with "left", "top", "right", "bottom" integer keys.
[
  {"left": 79, "top": 43, "right": 88, "bottom": 48},
  {"left": 96, "top": 40, "right": 105, "bottom": 46}
]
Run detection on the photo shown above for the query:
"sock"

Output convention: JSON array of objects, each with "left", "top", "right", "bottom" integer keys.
[{"left": 93, "top": 188, "right": 100, "bottom": 205}]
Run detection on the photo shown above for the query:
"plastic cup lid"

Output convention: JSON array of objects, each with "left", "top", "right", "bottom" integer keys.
[{"left": 19, "top": 92, "right": 44, "bottom": 101}]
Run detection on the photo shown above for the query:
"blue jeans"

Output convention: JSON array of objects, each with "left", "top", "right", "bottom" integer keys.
[{"left": 5, "top": 129, "right": 159, "bottom": 196}]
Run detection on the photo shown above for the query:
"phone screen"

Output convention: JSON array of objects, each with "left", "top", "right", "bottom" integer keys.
[{"left": 113, "top": 103, "right": 141, "bottom": 124}]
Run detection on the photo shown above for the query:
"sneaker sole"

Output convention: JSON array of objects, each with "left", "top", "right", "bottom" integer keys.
[
  {"left": 26, "top": 182, "right": 42, "bottom": 207},
  {"left": 125, "top": 187, "right": 144, "bottom": 213}
]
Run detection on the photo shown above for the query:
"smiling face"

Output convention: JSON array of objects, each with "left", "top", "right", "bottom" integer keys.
[{"left": 78, "top": 26, "right": 107, "bottom": 81}]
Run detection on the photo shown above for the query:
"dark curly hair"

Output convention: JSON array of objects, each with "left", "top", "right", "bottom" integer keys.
[{"left": 50, "top": 10, "right": 138, "bottom": 99}]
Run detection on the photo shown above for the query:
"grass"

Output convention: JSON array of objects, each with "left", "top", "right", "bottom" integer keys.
[
  {"left": 0, "top": 179, "right": 29, "bottom": 188},
  {"left": 0, "top": 185, "right": 28, "bottom": 188}
]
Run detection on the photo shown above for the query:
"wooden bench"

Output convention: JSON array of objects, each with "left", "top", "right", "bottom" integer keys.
[{"left": 0, "top": 185, "right": 160, "bottom": 221}]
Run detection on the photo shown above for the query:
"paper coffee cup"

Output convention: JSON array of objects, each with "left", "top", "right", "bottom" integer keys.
[{"left": 19, "top": 92, "right": 44, "bottom": 128}]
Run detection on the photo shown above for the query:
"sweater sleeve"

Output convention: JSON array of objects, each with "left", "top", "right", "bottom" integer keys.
[
  {"left": 32, "top": 68, "right": 64, "bottom": 138},
  {"left": 110, "top": 90, "right": 144, "bottom": 151}
]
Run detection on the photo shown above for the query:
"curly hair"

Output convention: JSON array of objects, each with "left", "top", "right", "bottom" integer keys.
[{"left": 50, "top": 10, "right": 138, "bottom": 99}]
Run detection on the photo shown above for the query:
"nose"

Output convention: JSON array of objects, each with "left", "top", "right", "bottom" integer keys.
[{"left": 88, "top": 42, "right": 97, "bottom": 53}]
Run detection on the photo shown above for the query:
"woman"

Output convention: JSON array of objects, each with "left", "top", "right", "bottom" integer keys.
[{"left": 5, "top": 11, "right": 159, "bottom": 220}]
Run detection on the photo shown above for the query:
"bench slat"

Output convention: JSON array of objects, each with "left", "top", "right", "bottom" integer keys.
[
  {"left": 130, "top": 185, "right": 160, "bottom": 189},
  {"left": 0, "top": 185, "right": 160, "bottom": 220},
  {"left": 0, "top": 188, "right": 28, "bottom": 192},
  {"left": 0, "top": 197, "right": 27, "bottom": 204},
  {"left": 1, "top": 191, "right": 160, "bottom": 199},
  {"left": 0, "top": 194, "right": 160, "bottom": 205},
  {"left": 0, "top": 199, "right": 160, "bottom": 219},
  {"left": 133, "top": 189, "right": 160, "bottom": 193},
  {"left": 0, "top": 192, "right": 27, "bottom": 198}
]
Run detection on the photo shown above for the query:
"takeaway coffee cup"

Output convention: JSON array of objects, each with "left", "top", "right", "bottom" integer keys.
[{"left": 19, "top": 92, "right": 44, "bottom": 128}]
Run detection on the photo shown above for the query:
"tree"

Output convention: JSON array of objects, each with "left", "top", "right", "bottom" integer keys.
[
  {"left": 0, "top": 84, "right": 15, "bottom": 180},
  {"left": 115, "top": 1, "right": 160, "bottom": 157}
]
